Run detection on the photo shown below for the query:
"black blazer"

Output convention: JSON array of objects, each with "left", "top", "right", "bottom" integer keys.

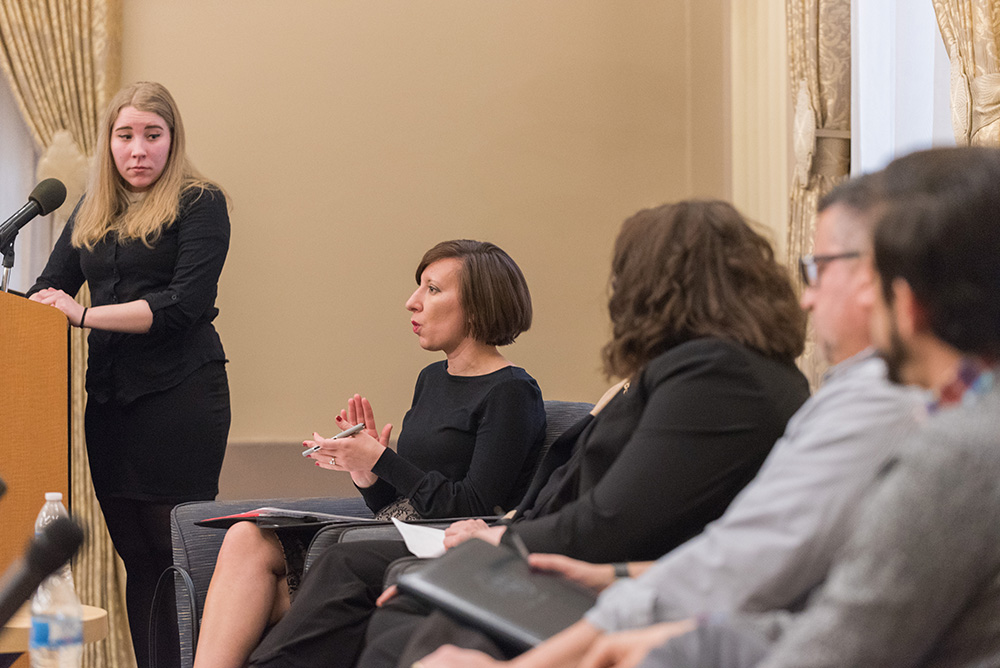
[{"left": 509, "top": 338, "right": 809, "bottom": 563}]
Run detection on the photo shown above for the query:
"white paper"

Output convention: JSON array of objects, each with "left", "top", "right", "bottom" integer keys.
[{"left": 391, "top": 517, "right": 446, "bottom": 558}]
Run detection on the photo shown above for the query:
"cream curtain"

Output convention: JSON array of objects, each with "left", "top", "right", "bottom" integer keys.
[
  {"left": 934, "top": 0, "right": 1000, "bottom": 146},
  {"left": 0, "top": 3, "right": 132, "bottom": 668},
  {"left": 785, "top": 0, "right": 851, "bottom": 387}
]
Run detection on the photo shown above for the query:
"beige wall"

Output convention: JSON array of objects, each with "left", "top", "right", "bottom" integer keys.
[
  {"left": 730, "top": 0, "right": 791, "bottom": 260},
  {"left": 120, "top": 1, "right": 730, "bottom": 496}
]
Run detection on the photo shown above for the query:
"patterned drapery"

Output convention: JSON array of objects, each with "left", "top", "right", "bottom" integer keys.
[
  {"left": 934, "top": 0, "right": 1000, "bottom": 147},
  {"left": 0, "top": 2, "right": 132, "bottom": 667},
  {"left": 785, "top": 0, "right": 851, "bottom": 387}
]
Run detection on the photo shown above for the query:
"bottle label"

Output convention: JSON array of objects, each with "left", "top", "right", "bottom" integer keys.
[{"left": 29, "top": 614, "right": 83, "bottom": 649}]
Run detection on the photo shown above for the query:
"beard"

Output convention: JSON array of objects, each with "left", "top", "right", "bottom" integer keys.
[{"left": 878, "top": 310, "right": 911, "bottom": 385}]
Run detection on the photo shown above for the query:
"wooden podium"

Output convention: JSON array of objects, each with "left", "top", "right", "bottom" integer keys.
[{"left": 0, "top": 290, "right": 70, "bottom": 577}]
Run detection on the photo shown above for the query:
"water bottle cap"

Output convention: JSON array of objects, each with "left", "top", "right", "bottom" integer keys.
[{"left": 44, "top": 492, "right": 63, "bottom": 501}]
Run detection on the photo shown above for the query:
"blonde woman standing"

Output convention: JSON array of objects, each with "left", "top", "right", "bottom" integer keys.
[{"left": 29, "top": 81, "right": 231, "bottom": 668}]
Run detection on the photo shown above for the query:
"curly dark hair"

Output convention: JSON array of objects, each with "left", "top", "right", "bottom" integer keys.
[{"left": 602, "top": 200, "right": 806, "bottom": 378}]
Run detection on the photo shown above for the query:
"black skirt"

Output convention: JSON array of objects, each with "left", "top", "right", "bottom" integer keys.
[{"left": 85, "top": 360, "right": 231, "bottom": 502}]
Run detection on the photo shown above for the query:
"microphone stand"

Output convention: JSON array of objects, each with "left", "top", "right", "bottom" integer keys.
[{"left": 0, "top": 234, "right": 15, "bottom": 294}]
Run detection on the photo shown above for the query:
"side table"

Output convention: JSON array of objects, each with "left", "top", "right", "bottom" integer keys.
[{"left": 0, "top": 603, "right": 108, "bottom": 668}]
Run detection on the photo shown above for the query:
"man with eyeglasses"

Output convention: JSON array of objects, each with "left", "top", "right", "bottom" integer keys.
[
  {"left": 798, "top": 251, "right": 860, "bottom": 290},
  {"left": 365, "top": 177, "right": 923, "bottom": 668}
]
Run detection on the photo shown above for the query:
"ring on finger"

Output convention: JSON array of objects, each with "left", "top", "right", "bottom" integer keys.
[{"left": 329, "top": 456, "right": 336, "bottom": 466}]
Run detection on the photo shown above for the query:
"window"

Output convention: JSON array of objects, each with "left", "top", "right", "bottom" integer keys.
[
  {"left": 852, "top": 0, "right": 955, "bottom": 174},
  {"left": 0, "top": 79, "right": 43, "bottom": 293}
]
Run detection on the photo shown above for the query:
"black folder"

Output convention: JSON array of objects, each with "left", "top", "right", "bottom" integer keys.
[{"left": 397, "top": 538, "right": 598, "bottom": 651}]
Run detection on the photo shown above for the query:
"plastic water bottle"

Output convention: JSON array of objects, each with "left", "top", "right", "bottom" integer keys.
[
  {"left": 34, "top": 493, "right": 74, "bottom": 585},
  {"left": 30, "top": 493, "right": 83, "bottom": 668}
]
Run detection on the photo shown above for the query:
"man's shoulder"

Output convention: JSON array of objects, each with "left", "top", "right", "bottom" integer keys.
[
  {"left": 814, "top": 355, "right": 919, "bottom": 411},
  {"left": 921, "top": 386, "right": 1000, "bottom": 462},
  {"left": 783, "top": 356, "right": 921, "bottom": 452}
]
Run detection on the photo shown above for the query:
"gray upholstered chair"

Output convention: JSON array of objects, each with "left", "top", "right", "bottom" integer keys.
[{"left": 169, "top": 399, "right": 593, "bottom": 668}]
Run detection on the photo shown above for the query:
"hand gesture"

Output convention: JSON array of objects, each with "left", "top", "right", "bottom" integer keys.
[
  {"left": 336, "top": 394, "right": 392, "bottom": 447},
  {"left": 303, "top": 394, "right": 393, "bottom": 487}
]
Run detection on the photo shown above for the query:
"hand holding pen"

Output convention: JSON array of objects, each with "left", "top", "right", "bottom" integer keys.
[
  {"left": 302, "top": 394, "right": 394, "bottom": 479},
  {"left": 301, "top": 421, "right": 366, "bottom": 456}
]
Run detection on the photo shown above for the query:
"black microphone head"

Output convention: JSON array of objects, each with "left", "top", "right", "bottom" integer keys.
[
  {"left": 27, "top": 517, "right": 84, "bottom": 576},
  {"left": 28, "top": 178, "right": 67, "bottom": 216}
]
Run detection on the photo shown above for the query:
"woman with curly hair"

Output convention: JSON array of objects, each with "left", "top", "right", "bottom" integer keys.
[{"left": 235, "top": 200, "right": 811, "bottom": 668}]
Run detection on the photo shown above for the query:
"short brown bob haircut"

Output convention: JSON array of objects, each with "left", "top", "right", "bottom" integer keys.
[
  {"left": 416, "top": 240, "right": 532, "bottom": 347},
  {"left": 603, "top": 200, "right": 806, "bottom": 379}
]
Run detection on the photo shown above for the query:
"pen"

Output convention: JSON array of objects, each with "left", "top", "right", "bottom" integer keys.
[{"left": 301, "top": 422, "right": 366, "bottom": 457}]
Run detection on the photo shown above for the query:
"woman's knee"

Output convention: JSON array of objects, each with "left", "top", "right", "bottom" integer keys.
[{"left": 218, "top": 523, "right": 283, "bottom": 572}]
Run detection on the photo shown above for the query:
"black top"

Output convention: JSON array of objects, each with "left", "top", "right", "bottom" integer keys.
[
  {"left": 28, "top": 187, "right": 230, "bottom": 404},
  {"left": 361, "top": 362, "right": 546, "bottom": 518},
  {"left": 508, "top": 338, "right": 810, "bottom": 563}
]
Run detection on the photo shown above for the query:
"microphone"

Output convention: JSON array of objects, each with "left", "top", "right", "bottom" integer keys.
[
  {"left": 0, "top": 516, "right": 84, "bottom": 627},
  {"left": 0, "top": 178, "right": 68, "bottom": 248}
]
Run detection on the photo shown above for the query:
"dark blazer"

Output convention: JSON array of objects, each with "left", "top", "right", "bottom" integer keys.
[{"left": 510, "top": 338, "right": 810, "bottom": 563}]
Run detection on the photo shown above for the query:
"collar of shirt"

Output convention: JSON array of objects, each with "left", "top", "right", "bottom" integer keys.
[
  {"left": 821, "top": 347, "right": 879, "bottom": 385},
  {"left": 928, "top": 357, "right": 996, "bottom": 415}
]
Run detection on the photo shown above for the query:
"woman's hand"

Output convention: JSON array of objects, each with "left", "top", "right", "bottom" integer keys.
[
  {"left": 337, "top": 394, "right": 392, "bottom": 445},
  {"left": 375, "top": 584, "right": 399, "bottom": 607},
  {"left": 305, "top": 394, "right": 393, "bottom": 486},
  {"left": 28, "top": 291, "right": 153, "bottom": 332},
  {"left": 29, "top": 288, "right": 85, "bottom": 326},
  {"left": 527, "top": 554, "right": 617, "bottom": 593},
  {"left": 307, "top": 430, "right": 386, "bottom": 473},
  {"left": 442, "top": 519, "right": 505, "bottom": 549},
  {"left": 577, "top": 620, "right": 697, "bottom": 668}
]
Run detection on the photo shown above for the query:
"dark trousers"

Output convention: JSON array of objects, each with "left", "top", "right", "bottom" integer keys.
[
  {"left": 248, "top": 540, "right": 413, "bottom": 668},
  {"left": 359, "top": 596, "right": 510, "bottom": 668}
]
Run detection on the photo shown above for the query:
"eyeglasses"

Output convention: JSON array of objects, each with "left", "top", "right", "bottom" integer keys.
[{"left": 798, "top": 252, "right": 861, "bottom": 287}]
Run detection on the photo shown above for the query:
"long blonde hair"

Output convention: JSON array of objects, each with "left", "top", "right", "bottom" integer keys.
[{"left": 72, "top": 81, "right": 219, "bottom": 249}]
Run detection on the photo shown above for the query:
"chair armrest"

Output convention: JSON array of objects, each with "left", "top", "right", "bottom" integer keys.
[{"left": 303, "top": 520, "right": 455, "bottom": 573}]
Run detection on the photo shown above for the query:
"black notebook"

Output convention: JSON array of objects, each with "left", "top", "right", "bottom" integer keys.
[{"left": 397, "top": 538, "right": 598, "bottom": 651}]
